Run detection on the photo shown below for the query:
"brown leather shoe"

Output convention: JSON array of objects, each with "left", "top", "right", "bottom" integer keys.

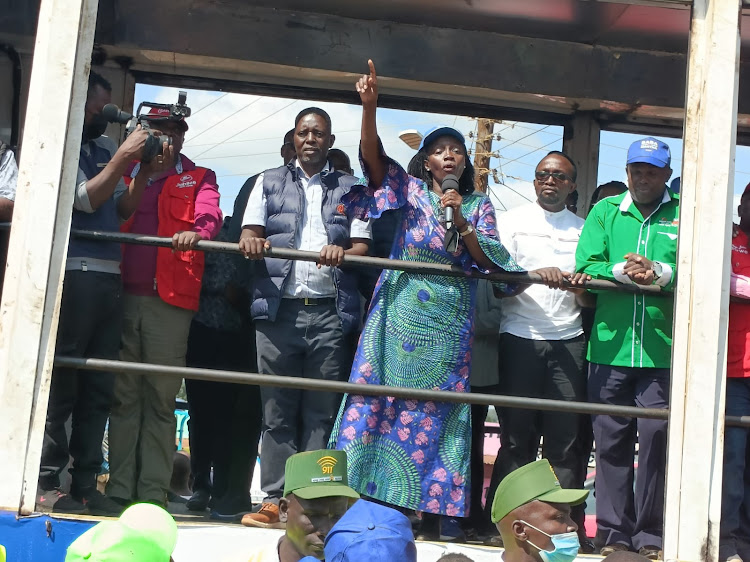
[{"left": 241, "top": 502, "right": 285, "bottom": 529}]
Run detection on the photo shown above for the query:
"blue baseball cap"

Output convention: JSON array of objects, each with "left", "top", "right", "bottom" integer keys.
[
  {"left": 301, "top": 499, "right": 417, "bottom": 562},
  {"left": 627, "top": 137, "right": 671, "bottom": 168},
  {"left": 419, "top": 126, "right": 466, "bottom": 152}
]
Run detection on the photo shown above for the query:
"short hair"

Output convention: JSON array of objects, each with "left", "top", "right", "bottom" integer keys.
[
  {"left": 328, "top": 148, "right": 352, "bottom": 172},
  {"left": 437, "top": 554, "right": 474, "bottom": 562},
  {"left": 294, "top": 107, "right": 332, "bottom": 131},
  {"left": 589, "top": 180, "right": 627, "bottom": 210},
  {"left": 407, "top": 149, "right": 475, "bottom": 196},
  {"left": 87, "top": 71, "right": 112, "bottom": 96},
  {"left": 543, "top": 150, "right": 578, "bottom": 181},
  {"left": 283, "top": 128, "right": 295, "bottom": 145}
]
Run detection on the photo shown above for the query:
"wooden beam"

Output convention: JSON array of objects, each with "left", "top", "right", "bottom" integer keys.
[
  {"left": 0, "top": 0, "right": 99, "bottom": 513},
  {"left": 473, "top": 119, "right": 495, "bottom": 193},
  {"left": 562, "top": 112, "right": 600, "bottom": 218},
  {"left": 663, "top": 1, "right": 741, "bottom": 560}
]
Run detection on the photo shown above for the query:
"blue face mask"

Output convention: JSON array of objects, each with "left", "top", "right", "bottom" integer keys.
[{"left": 520, "top": 520, "right": 580, "bottom": 562}]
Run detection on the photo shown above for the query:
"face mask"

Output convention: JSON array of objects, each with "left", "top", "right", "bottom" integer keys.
[
  {"left": 83, "top": 113, "right": 108, "bottom": 141},
  {"left": 520, "top": 520, "right": 580, "bottom": 562}
]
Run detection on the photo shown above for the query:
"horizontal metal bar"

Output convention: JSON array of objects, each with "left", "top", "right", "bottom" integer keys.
[
  {"left": 56, "top": 356, "right": 669, "bottom": 420},
  {"left": 56, "top": 356, "right": 750, "bottom": 427},
  {"left": 71, "top": 228, "right": 666, "bottom": 295}
]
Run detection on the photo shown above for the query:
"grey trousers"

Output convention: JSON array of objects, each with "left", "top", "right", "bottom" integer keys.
[
  {"left": 107, "top": 295, "right": 194, "bottom": 503},
  {"left": 255, "top": 299, "right": 352, "bottom": 501}
]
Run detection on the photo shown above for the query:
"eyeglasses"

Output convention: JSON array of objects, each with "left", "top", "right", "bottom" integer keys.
[{"left": 535, "top": 171, "right": 573, "bottom": 182}]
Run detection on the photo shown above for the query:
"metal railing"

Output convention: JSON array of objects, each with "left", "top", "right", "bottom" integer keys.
[{"left": 18, "top": 224, "right": 744, "bottom": 426}]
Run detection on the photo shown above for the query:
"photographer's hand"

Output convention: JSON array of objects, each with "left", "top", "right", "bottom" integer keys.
[
  {"left": 140, "top": 138, "right": 175, "bottom": 175},
  {"left": 114, "top": 125, "right": 150, "bottom": 162},
  {"left": 85, "top": 125, "right": 150, "bottom": 212}
]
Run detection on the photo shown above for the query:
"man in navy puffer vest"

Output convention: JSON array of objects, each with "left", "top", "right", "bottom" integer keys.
[
  {"left": 239, "top": 107, "right": 370, "bottom": 528},
  {"left": 37, "top": 71, "right": 152, "bottom": 516}
]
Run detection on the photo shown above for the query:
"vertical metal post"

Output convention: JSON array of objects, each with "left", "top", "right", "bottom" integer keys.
[
  {"left": 562, "top": 111, "right": 600, "bottom": 218},
  {"left": 0, "top": 0, "right": 99, "bottom": 513},
  {"left": 664, "top": 1, "right": 741, "bottom": 560}
]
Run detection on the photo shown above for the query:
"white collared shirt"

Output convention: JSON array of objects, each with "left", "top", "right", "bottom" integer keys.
[
  {"left": 498, "top": 202, "right": 585, "bottom": 340},
  {"left": 242, "top": 160, "right": 371, "bottom": 298}
]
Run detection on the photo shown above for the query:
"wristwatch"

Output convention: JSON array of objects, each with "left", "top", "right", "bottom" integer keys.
[
  {"left": 652, "top": 261, "right": 663, "bottom": 281},
  {"left": 458, "top": 224, "right": 474, "bottom": 238}
]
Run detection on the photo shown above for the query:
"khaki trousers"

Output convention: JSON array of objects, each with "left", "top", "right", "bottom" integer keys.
[{"left": 107, "top": 294, "right": 193, "bottom": 502}]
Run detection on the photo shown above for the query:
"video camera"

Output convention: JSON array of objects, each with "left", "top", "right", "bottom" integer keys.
[{"left": 102, "top": 91, "right": 191, "bottom": 164}]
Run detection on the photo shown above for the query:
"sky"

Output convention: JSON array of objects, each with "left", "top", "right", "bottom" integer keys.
[{"left": 134, "top": 84, "right": 750, "bottom": 220}]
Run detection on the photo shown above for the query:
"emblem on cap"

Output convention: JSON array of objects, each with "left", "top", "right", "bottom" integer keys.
[
  {"left": 317, "top": 455, "right": 338, "bottom": 475},
  {"left": 640, "top": 139, "right": 659, "bottom": 151}
]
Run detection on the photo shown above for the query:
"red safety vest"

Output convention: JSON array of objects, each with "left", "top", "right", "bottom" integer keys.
[
  {"left": 122, "top": 167, "right": 208, "bottom": 311},
  {"left": 729, "top": 228, "right": 750, "bottom": 378}
]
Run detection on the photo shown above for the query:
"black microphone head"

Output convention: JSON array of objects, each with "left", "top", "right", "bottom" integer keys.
[
  {"left": 102, "top": 104, "right": 133, "bottom": 124},
  {"left": 442, "top": 174, "right": 459, "bottom": 192}
]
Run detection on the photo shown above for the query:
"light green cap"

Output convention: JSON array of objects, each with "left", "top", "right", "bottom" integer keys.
[
  {"left": 65, "top": 503, "right": 176, "bottom": 561},
  {"left": 491, "top": 459, "right": 589, "bottom": 523},
  {"left": 283, "top": 450, "right": 360, "bottom": 500}
]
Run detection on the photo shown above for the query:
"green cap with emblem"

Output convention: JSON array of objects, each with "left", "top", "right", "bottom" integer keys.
[
  {"left": 283, "top": 450, "right": 361, "bottom": 500},
  {"left": 491, "top": 459, "right": 589, "bottom": 523}
]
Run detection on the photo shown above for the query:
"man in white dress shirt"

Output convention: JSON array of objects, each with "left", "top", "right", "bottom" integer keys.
[
  {"left": 486, "top": 151, "right": 593, "bottom": 548},
  {"left": 239, "top": 107, "right": 370, "bottom": 528}
]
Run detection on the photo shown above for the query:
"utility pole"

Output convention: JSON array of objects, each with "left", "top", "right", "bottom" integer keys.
[{"left": 472, "top": 119, "right": 496, "bottom": 192}]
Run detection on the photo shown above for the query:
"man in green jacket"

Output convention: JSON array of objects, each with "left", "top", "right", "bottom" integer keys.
[{"left": 575, "top": 137, "right": 677, "bottom": 560}]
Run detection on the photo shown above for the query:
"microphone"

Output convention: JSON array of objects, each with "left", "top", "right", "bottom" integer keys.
[
  {"left": 102, "top": 104, "right": 133, "bottom": 124},
  {"left": 441, "top": 174, "right": 459, "bottom": 230}
]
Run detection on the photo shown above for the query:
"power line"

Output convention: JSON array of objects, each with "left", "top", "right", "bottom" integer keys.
[
  {"left": 184, "top": 97, "right": 263, "bottom": 148},
  {"left": 497, "top": 125, "right": 553, "bottom": 152},
  {"left": 191, "top": 99, "right": 301, "bottom": 160},
  {"left": 499, "top": 137, "right": 562, "bottom": 168},
  {"left": 200, "top": 143, "right": 360, "bottom": 162},
  {"left": 189, "top": 93, "right": 229, "bottom": 118},
  {"left": 184, "top": 128, "right": 361, "bottom": 149}
]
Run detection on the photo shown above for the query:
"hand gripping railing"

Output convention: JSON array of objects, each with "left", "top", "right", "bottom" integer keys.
[{"left": 2, "top": 224, "right": 730, "bottom": 424}]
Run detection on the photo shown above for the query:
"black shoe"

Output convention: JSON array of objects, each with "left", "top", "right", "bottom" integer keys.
[
  {"left": 186, "top": 489, "right": 211, "bottom": 512},
  {"left": 210, "top": 495, "right": 253, "bottom": 522},
  {"left": 168, "top": 490, "right": 189, "bottom": 504},
  {"left": 601, "top": 544, "right": 630, "bottom": 557},
  {"left": 579, "top": 537, "right": 596, "bottom": 554},
  {"left": 79, "top": 490, "right": 125, "bottom": 517},
  {"left": 638, "top": 546, "right": 663, "bottom": 560},
  {"left": 38, "top": 487, "right": 87, "bottom": 514},
  {"left": 53, "top": 492, "right": 88, "bottom": 514}
]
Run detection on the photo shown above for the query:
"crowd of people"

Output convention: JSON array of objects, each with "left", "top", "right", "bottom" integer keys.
[{"left": 0, "top": 58, "right": 749, "bottom": 562}]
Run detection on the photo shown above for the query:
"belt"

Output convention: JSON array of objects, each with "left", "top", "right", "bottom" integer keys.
[{"left": 300, "top": 297, "right": 336, "bottom": 306}]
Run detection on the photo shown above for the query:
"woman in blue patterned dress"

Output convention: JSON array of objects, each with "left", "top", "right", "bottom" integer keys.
[{"left": 332, "top": 61, "right": 522, "bottom": 528}]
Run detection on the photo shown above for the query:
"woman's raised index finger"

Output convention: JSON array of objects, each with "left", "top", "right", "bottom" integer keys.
[{"left": 368, "top": 59, "right": 377, "bottom": 79}]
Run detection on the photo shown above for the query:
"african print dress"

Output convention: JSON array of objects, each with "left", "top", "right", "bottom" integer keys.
[{"left": 331, "top": 154, "right": 522, "bottom": 517}]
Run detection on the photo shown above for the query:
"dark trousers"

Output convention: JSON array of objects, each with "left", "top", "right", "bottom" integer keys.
[
  {"left": 39, "top": 270, "right": 123, "bottom": 495},
  {"left": 467, "top": 384, "right": 500, "bottom": 529},
  {"left": 185, "top": 319, "right": 262, "bottom": 500},
  {"left": 255, "top": 299, "right": 352, "bottom": 501},
  {"left": 486, "top": 334, "right": 587, "bottom": 523},
  {"left": 721, "top": 378, "right": 750, "bottom": 557},
  {"left": 588, "top": 363, "right": 670, "bottom": 551}
]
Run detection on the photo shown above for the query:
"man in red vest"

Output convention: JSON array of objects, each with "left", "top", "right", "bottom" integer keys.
[
  {"left": 106, "top": 104, "right": 222, "bottom": 508},
  {"left": 721, "top": 183, "right": 750, "bottom": 562}
]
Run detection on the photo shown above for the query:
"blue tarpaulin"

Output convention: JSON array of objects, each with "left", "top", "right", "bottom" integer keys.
[{"left": 0, "top": 511, "right": 93, "bottom": 562}]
